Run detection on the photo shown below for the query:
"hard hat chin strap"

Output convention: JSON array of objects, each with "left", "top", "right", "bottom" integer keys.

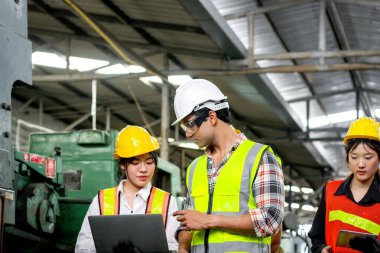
[{"left": 194, "top": 101, "right": 229, "bottom": 112}]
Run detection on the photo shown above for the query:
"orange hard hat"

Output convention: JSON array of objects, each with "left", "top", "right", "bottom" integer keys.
[{"left": 114, "top": 125, "right": 159, "bottom": 159}]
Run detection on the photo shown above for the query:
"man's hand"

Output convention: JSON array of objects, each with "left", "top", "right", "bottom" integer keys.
[{"left": 174, "top": 210, "right": 211, "bottom": 231}]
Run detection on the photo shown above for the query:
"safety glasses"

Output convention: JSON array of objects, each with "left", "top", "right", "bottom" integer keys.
[{"left": 180, "top": 113, "right": 208, "bottom": 134}]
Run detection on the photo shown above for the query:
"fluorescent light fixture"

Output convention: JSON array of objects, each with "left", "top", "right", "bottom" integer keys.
[
  {"left": 32, "top": 51, "right": 110, "bottom": 72},
  {"left": 169, "top": 140, "right": 201, "bottom": 150},
  {"left": 328, "top": 110, "right": 361, "bottom": 124},
  {"left": 176, "top": 142, "right": 200, "bottom": 150},
  {"left": 139, "top": 76, "right": 163, "bottom": 87},
  {"left": 168, "top": 75, "right": 192, "bottom": 86},
  {"left": 128, "top": 65, "right": 146, "bottom": 73},
  {"left": 301, "top": 187, "right": 314, "bottom": 194},
  {"left": 285, "top": 202, "right": 315, "bottom": 211},
  {"left": 69, "top": 56, "right": 109, "bottom": 72},
  {"left": 32, "top": 51, "right": 67, "bottom": 69},
  {"left": 291, "top": 203, "right": 300, "bottom": 209},
  {"left": 306, "top": 110, "right": 364, "bottom": 128},
  {"left": 291, "top": 186, "right": 300, "bottom": 193},
  {"left": 95, "top": 64, "right": 130, "bottom": 74},
  {"left": 301, "top": 205, "right": 317, "bottom": 212},
  {"left": 284, "top": 185, "right": 301, "bottom": 193},
  {"left": 309, "top": 115, "right": 329, "bottom": 128}
]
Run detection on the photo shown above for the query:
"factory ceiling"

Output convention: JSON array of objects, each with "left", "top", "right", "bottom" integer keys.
[{"left": 12, "top": 0, "right": 380, "bottom": 215}]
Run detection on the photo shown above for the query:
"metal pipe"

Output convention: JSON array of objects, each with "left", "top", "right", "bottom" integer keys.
[
  {"left": 91, "top": 80, "right": 97, "bottom": 130},
  {"left": 32, "top": 72, "right": 147, "bottom": 82},
  {"left": 333, "top": 0, "right": 380, "bottom": 7},
  {"left": 160, "top": 82, "right": 170, "bottom": 160},
  {"left": 63, "top": 0, "right": 135, "bottom": 66},
  {"left": 248, "top": 13, "right": 255, "bottom": 68},
  {"left": 288, "top": 88, "right": 356, "bottom": 103},
  {"left": 63, "top": 0, "right": 169, "bottom": 82},
  {"left": 105, "top": 107, "right": 111, "bottom": 130},
  {"left": 253, "top": 50, "right": 380, "bottom": 60},
  {"left": 306, "top": 100, "right": 310, "bottom": 138},
  {"left": 63, "top": 112, "right": 92, "bottom": 131},
  {"left": 30, "top": 28, "right": 223, "bottom": 60},
  {"left": 168, "top": 63, "right": 380, "bottom": 75},
  {"left": 127, "top": 84, "right": 154, "bottom": 136},
  {"left": 319, "top": 0, "right": 326, "bottom": 65},
  {"left": 14, "top": 96, "right": 37, "bottom": 115},
  {"left": 38, "top": 99, "right": 43, "bottom": 125}
]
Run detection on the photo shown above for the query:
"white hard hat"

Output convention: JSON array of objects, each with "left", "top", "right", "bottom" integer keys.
[{"left": 171, "top": 79, "right": 229, "bottom": 126}]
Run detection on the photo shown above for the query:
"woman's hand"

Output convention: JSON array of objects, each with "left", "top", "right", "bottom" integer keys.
[{"left": 321, "top": 245, "right": 331, "bottom": 253}]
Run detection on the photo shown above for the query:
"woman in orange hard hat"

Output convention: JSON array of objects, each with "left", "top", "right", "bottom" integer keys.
[
  {"left": 308, "top": 117, "right": 380, "bottom": 253},
  {"left": 75, "top": 125, "right": 179, "bottom": 253}
]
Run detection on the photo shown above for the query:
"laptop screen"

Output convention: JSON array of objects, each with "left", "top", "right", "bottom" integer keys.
[{"left": 89, "top": 214, "right": 169, "bottom": 253}]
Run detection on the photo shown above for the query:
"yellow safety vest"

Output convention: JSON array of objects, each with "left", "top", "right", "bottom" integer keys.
[
  {"left": 186, "top": 140, "right": 281, "bottom": 253},
  {"left": 98, "top": 186, "right": 171, "bottom": 226}
]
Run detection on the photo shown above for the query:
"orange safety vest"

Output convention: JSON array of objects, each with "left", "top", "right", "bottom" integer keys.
[
  {"left": 98, "top": 186, "right": 171, "bottom": 226},
  {"left": 325, "top": 180, "right": 380, "bottom": 253}
]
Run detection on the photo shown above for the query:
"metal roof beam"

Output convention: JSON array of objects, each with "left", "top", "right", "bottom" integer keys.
[
  {"left": 28, "top": 3, "right": 205, "bottom": 34},
  {"left": 29, "top": 27, "right": 223, "bottom": 60},
  {"left": 332, "top": 0, "right": 380, "bottom": 7},
  {"left": 288, "top": 87, "right": 380, "bottom": 103},
  {"left": 179, "top": 0, "right": 247, "bottom": 59},
  {"left": 99, "top": 0, "right": 187, "bottom": 69},
  {"left": 168, "top": 63, "right": 380, "bottom": 75},
  {"left": 223, "top": 0, "right": 317, "bottom": 20},
  {"left": 327, "top": 2, "right": 375, "bottom": 118},
  {"left": 32, "top": 73, "right": 147, "bottom": 82}
]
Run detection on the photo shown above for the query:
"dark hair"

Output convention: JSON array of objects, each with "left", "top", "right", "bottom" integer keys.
[
  {"left": 345, "top": 139, "right": 380, "bottom": 181},
  {"left": 195, "top": 106, "right": 231, "bottom": 124},
  {"left": 345, "top": 139, "right": 380, "bottom": 163},
  {"left": 118, "top": 151, "right": 158, "bottom": 179}
]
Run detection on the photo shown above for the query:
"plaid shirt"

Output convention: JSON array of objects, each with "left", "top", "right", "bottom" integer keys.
[{"left": 184, "top": 133, "right": 284, "bottom": 237}]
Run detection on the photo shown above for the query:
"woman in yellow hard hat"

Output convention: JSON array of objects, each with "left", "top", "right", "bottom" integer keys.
[
  {"left": 308, "top": 117, "right": 380, "bottom": 253},
  {"left": 75, "top": 125, "right": 179, "bottom": 252}
]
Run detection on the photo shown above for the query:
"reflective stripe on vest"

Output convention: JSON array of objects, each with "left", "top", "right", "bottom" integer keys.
[
  {"left": 187, "top": 140, "right": 279, "bottom": 252},
  {"left": 98, "top": 186, "right": 119, "bottom": 215},
  {"left": 146, "top": 187, "right": 171, "bottom": 226},
  {"left": 190, "top": 241, "right": 270, "bottom": 253},
  {"left": 329, "top": 210, "right": 380, "bottom": 235},
  {"left": 98, "top": 186, "right": 171, "bottom": 226},
  {"left": 325, "top": 180, "right": 380, "bottom": 253}
]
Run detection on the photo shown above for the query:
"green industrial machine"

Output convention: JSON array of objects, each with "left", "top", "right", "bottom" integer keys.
[{"left": 5, "top": 129, "right": 181, "bottom": 252}]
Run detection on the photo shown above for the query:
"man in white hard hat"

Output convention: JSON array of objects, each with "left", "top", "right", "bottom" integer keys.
[{"left": 173, "top": 79, "right": 284, "bottom": 253}]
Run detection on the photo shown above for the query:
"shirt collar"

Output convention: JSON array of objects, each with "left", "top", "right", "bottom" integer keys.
[
  {"left": 335, "top": 174, "right": 380, "bottom": 204},
  {"left": 204, "top": 129, "right": 246, "bottom": 156},
  {"left": 117, "top": 180, "right": 152, "bottom": 201}
]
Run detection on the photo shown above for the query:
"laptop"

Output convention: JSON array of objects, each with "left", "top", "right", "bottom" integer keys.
[{"left": 88, "top": 214, "right": 170, "bottom": 253}]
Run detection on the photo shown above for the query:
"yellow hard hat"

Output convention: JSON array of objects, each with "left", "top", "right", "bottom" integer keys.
[
  {"left": 343, "top": 117, "right": 380, "bottom": 144},
  {"left": 114, "top": 125, "right": 159, "bottom": 159}
]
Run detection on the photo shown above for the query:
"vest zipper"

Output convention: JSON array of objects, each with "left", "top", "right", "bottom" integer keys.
[{"left": 204, "top": 189, "right": 214, "bottom": 253}]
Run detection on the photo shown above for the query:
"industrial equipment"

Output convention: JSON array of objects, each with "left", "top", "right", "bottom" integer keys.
[
  {"left": 0, "top": 0, "right": 32, "bottom": 251},
  {"left": 5, "top": 129, "right": 181, "bottom": 252},
  {"left": 0, "top": 1, "right": 181, "bottom": 252}
]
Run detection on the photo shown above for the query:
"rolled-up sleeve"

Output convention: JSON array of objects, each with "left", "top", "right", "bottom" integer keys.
[{"left": 249, "top": 150, "right": 285, "bottom": 237}]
